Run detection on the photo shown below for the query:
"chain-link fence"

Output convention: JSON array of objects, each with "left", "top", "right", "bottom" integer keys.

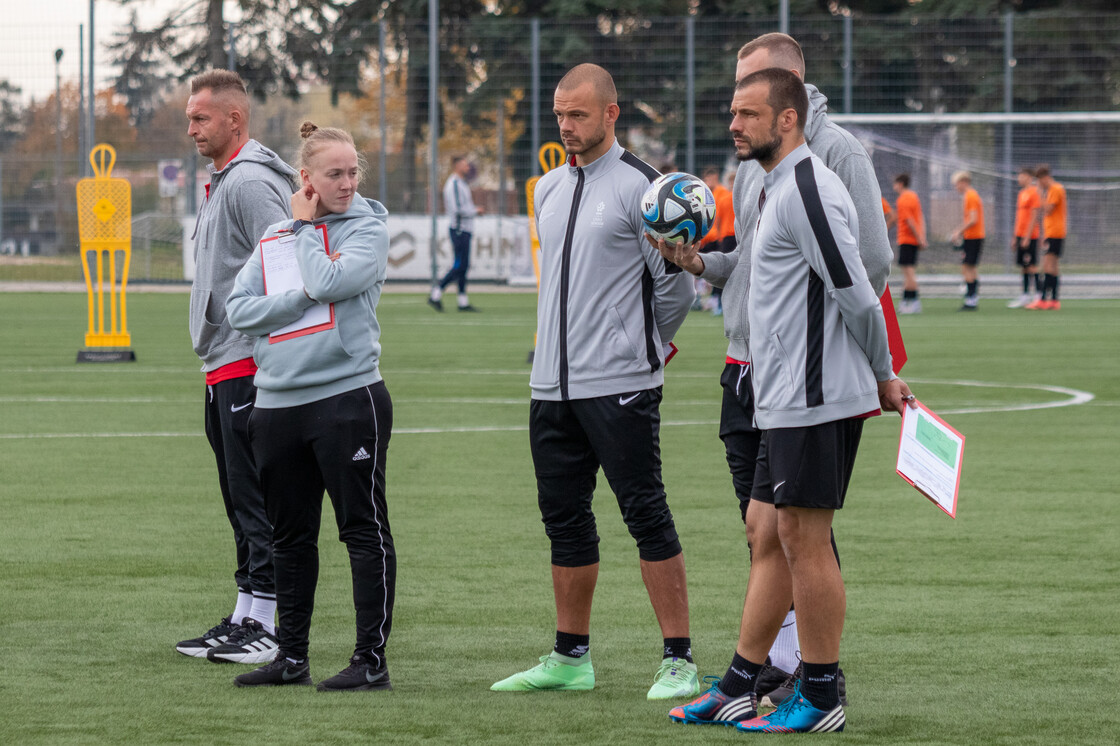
[{"left": 2, "top": 12, "right": 1119, "bottom": 282}]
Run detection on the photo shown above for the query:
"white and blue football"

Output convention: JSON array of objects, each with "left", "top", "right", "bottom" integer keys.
[{"left": 641, "top": 172, "right": 716, "bottom": 246}]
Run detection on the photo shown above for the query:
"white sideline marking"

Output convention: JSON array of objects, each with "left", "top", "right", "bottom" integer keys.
[{"left": 0, "top": 379, "right": 1094, "bottom": 439}]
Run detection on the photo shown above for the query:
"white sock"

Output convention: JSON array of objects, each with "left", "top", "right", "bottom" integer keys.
[
  {"left": 768, "top": 610, "right": 800, "bottom": 673},
  {"left": 231, "top": 591, "right": 253, "bottom": 626},
  {"left": 458, "top": 293, "right": 469, "bottom": 308},
  {"left": 248, "top": 595, "right": 277, "bottom": 635},
  {"left": 430, "top": 286, "right": 442, "bottom": 301}
]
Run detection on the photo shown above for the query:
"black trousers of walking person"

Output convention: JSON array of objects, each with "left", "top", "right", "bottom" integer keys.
[{"left": 249, "top": 382, "right": 395, "bottom": 666}]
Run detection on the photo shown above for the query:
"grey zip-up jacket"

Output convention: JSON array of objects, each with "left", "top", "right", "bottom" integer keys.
[
  {"left": 702, "top": 84, "right": 892, "bottom": 362},
  {"left": 226, "top": 196, "right": 390, "bottom": 409},
  {"left": 749, "top": 144, "right": 892, "bottom": 429},
  {"left": 530, "top": 139, "right": 694, "bottom": 401},
  {"left": 189, "top": 139, "right": 296, "bottom": 372}
]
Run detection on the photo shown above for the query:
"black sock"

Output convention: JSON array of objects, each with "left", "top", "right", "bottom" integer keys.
[
  {"left": 1051, "top": 274, "right": 1060, "bottom": 300},
  {"left": 1022, "top": 273, "right": 1031, "bottom": 293},
  {"left": 720, "top": 652, "right": 764, "bottom": 698},
  {"left": 800, "top": 661, "right": 841, "bottom": 710},
  {"left": 966, "top": 280, "right": 978, "bottom": 298},
  {"left": 1036, "top": 273, "right": 1045, "bottom": 294},
  {"left": 554, "top": 630, "right": 590, "bottom": 659},
  {"left": 902, "top": 289, "right": 916, "bottom": 301},
  {"left": 663, "top": 637, "right": 693, "bottom": 663}
]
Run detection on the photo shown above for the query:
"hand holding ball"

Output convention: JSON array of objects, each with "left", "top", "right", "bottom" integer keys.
[{"left": 641, "top": 172, "right": 717, "bottom": 246}]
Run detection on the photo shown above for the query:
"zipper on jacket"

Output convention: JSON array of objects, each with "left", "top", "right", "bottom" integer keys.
[{"left": 558, "top": 166, "right": 585, "bottom": 401}]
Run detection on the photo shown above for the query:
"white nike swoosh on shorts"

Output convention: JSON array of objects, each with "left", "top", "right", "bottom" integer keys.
[
  {"left": 231, "top": 402, "right": 253, "bottom": 412},
  {"left": 618, "top": 393, "right": 641, "bottom": 406}
]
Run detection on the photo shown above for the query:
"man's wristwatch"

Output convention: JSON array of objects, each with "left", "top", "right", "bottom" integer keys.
[{"left": 293, "top": 219, "right": 314, "bottom": 231}]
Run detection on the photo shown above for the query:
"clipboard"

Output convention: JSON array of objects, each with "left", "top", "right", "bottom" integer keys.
[
  {"left": 260, "top": 224, "right": 336, "bottom": 343},
  {"left": 895, "top": 400, "right": 964, "bottom": 518}
]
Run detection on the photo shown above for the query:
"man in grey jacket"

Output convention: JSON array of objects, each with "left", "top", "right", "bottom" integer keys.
[
  {"left": 659, "top": 33, "right": 894, "bottom": 702},
  {"left": 175, "top": 70, "right": 295, "bottom": 664},
  {"left": 491, "top": 63, "right": 698, "bottom": 701},
  {"left": 671, "top": 67, "right": 913, "bottom": 734}
]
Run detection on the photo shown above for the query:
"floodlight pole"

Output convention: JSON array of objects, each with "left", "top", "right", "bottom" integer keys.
[
  {"left": 55, "top": 48, "right": 64, "bottom": 252},
  {"left": 87, "top": 0, "right": 95, "bottom": 176},
  {"left": 428, "top": 0, "right": 439, "bottom": 284}
]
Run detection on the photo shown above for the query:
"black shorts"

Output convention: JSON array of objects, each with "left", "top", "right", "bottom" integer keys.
[
  {"left": 718, "top": 362, "right": 761, "bottom": 520},
  {"left": 898, "top": 244, "right": 920, "bottom": 267},
  {"left": 960, "top": 238, "right": 983, "bottom": 265},
  {"left": 1045, "top": 237, "right": 1064, "bottom": 257},
  {"left": 751, "top": 418, "right": 864, "bottom": 510},
  {"left": 1015, "top": 239, "right": 1038, "bottom": 268},
  {"left": 529, "top": 388, "right": 681, "bottom": 566}
]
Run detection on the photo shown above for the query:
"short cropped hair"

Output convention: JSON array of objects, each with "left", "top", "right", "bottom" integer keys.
[
  {"left": 1020, "top": 166, "right": 1036, "bottom": 177},
  {"left": 556, "top": 63, "right": 617, "bottom": 106},
  {"left": 894, "top": 173, "right": 911, "bottom": 188},
  {"left": 450, "top": 155, "right": 467, "bottom": 169},
  {"left": 737, "top": 67, "right": 808, "bottom": 132},
  {"left": 737, "top": 33, "right": 806, "bottom": 77},
  {"left": 951, "top": 170, "right": 972, "bottom": 184},
  {"left": 1035, "top": 163, "right": 1051, "bottom": 178},
  {"left": 701, "top": 166, "right": 721, "bottom": 179},
  {"left": 190, "top": 69, "right": 247, "bottom": 97}
]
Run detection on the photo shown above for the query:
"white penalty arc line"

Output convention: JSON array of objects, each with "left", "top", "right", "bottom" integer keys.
[{"left": 0, "top": 379, "right": 1095, "bottom": 440}]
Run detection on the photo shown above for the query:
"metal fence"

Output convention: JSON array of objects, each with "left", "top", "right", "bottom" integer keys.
[{"left": 2, "top": 12, "right": 1119, "bottom": 282}]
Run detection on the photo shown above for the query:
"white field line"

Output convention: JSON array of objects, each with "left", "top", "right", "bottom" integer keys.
[{"left": 0, "top": 379, "right": 1095, "bottom": 440}]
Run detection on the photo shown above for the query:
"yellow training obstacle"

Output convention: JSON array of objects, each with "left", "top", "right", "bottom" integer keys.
[{"left": 75, "top": 144, "right": 135, "bottom": 361}]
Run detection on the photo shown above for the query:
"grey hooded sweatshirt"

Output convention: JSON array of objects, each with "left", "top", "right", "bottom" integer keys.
[
  {"left": 701, "top": 83, "right": 892, "bottom": 363},
  {"left": 226, "top": 196, "right": 390, "bottom": 409},
  {"left": 189, "top": 139, "right": 296, "bottom": 372}
]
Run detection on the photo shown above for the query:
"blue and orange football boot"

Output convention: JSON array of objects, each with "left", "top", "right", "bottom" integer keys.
[
  {"left": 735, "top": 681, "right": 845, "bottom": 733},
  {"left": 669, "top": 676, "right": 757, "bottom": 725}
]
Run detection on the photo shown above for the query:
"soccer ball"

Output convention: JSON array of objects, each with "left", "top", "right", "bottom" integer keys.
[{"left": 641, "top": 172, "right": 717, "bottom": 246}]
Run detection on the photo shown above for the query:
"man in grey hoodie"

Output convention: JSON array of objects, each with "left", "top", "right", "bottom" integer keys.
[
  {"left": 659, "top": 33, "right": 893, "bottom": 707},
  {"left": 175, "top": 70, "right": 296, "bottom": 664}
]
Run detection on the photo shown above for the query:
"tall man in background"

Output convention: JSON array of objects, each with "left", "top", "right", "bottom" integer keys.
[
  {"left": 699, "top": 166, "right": 736, "bottom": 315},
  {"left": 658, "top": 32, "right": 892, "bottom": 711},
  {"left": 1029, "top": 164, "right": 1067, "bottom": 310},
  {"left": 491, "top": 63, "right": 698, "bottom": 700},
  {"left": 429, "top": 155, "right": 483, "bottom": 312},
  {"left": 950, "top": 171, "right": 984, "bottom": 311},
  {"left": 176, "top": 70, "right": 295, "bottom": 665}
]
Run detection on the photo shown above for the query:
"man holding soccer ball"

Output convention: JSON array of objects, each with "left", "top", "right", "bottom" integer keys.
[
  {"left": 491, "top": 63, "right": 697, "bottom": 700},
  {"left": 657, "top": 33, "right": 894, "bottom": 719}
]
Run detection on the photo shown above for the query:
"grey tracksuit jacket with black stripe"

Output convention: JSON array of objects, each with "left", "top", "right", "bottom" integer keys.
[
  {"left": 748, "top": 143, "right": 893, "bottom": 430},
  {"left": 530, "top": 139, "right": 694, "bottom": 401},
  {"left": 701, "top": 84, "right": 892, "bottom": 364}
]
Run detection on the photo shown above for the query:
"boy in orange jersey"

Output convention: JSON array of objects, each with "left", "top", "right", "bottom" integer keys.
[
  {"left": 892, "top": 174, "right": 927, "bottom": 314},
  {"left": 1028, "top": 164, "right": 1067, "bottom": 310},
  {"left": 1009, "top": 167, "right": 1043, "bottom": 308},
  {"left": 950, "top": 171, "right": 984, "bottom": 311}
]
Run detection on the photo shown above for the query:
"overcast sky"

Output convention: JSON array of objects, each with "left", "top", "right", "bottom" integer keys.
[{"left": 4, "top": 0, "right": 178, "bottom": 102}]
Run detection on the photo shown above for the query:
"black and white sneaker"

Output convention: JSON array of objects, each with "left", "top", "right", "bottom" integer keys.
[
  {"left": 175, "top": 616, "right": 237, "bottom": 658},
  {"left": 316, "top": 654, "right": 392, "bottom": 692},
  {"left": 234, "top": 656, "right": 312, "bottom": 688},
  {"left": 755, "top": 662, "right": 793, "bottom": 706},
  {"left": 206, "top": 618, "right": 279, "bottom": 664},
  {"left": 760, "top": 663, "right": 848, "bottom": 708}
]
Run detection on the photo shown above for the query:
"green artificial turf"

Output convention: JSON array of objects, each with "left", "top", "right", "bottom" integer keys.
[{"left": 0, "top": 292, "right": 1117, "bottom": 744}]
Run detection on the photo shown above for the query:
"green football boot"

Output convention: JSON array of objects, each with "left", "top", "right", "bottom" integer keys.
[
  {"left": 647, "top": 656, "right": 700, "bottom": 700},
  {"left": 490, "top": 651, "right": 595, "bottom": 692}
]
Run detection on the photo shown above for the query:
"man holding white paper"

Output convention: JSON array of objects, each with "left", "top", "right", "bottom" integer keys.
[{"left": 671, "top": 68, "right": 915, "bottom": 734}]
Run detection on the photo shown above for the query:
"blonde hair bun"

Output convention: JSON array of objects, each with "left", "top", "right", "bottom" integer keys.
[{"left": 300, "top": 121, "right": 319, "bottom": 139}]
